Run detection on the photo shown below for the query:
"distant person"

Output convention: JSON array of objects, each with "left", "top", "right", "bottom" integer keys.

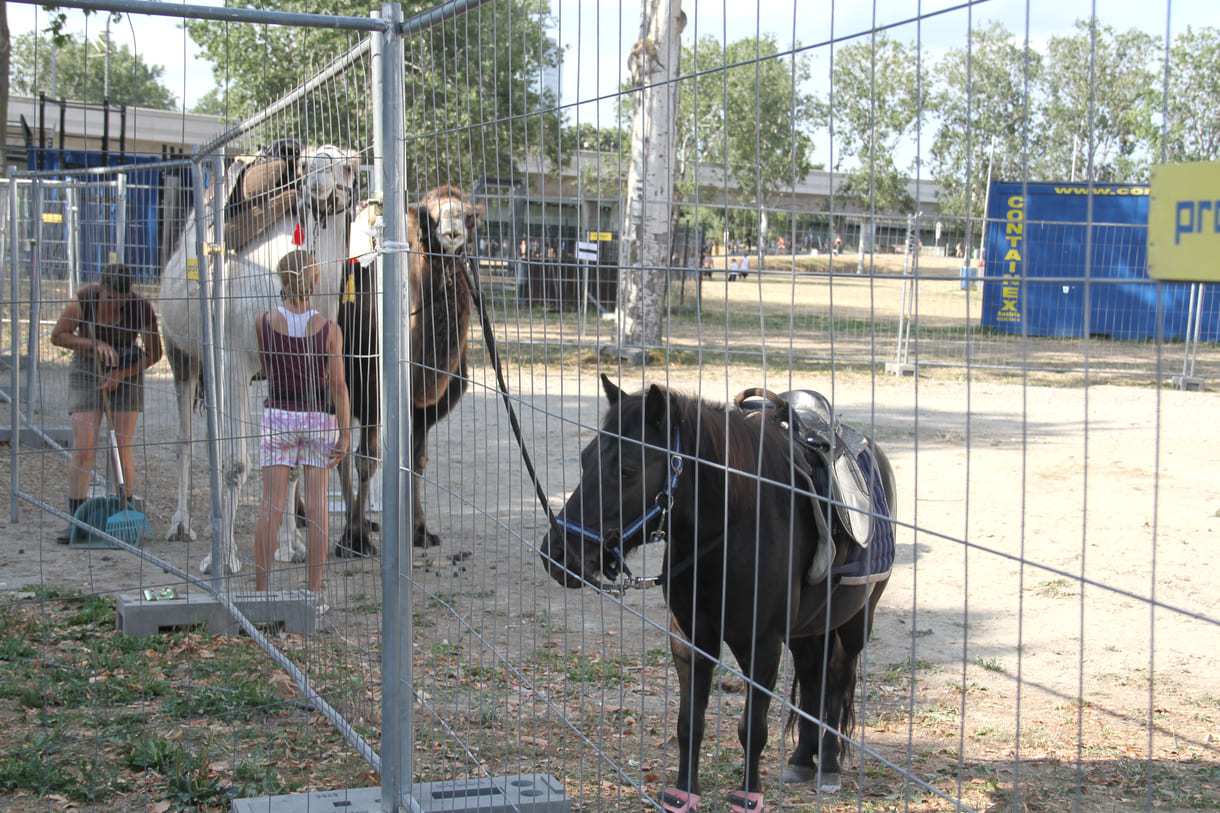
[
  {"left": 955, "top": 241, "right": 964, "bottom": 259},
  {"left": 728, "top": 258, "right": 739, "bottom": 281},
  {"left": 50, "top": 263, "right": 162, "bottom": 543},
  {"left": 254, "top": 250, "right": 350, "bottom": 603},
  {"left": 740, "top": 254, "right": 750, "bottom": 280},
  {"left": 833, "top": 234, "right": 843, "bottom": 254}
]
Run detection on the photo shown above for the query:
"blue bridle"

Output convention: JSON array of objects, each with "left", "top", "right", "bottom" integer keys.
[{"left": 553, "top": 426, "right": 684, "bottom": 583}]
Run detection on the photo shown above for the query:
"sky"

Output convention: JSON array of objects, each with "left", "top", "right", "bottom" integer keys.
[{"left": 8, "top": 0, "right": 1219, "bottom": 117}]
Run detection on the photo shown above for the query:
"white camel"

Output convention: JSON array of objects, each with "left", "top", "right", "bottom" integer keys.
[{"left": 157, "top": 141, "right": 359, "bottom": 575}]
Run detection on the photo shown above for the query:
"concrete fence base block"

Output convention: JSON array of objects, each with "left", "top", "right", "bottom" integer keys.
[
  {"left": 231, "top": 775, "right": 570, "bottom": 813},
  {"left": 116, "top": 589, "right": 316, "bottom": 636}
]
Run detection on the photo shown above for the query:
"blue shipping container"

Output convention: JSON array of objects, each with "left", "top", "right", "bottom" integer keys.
[{"left": 980, "top": 181, "right": 1219, "bottom": 341}]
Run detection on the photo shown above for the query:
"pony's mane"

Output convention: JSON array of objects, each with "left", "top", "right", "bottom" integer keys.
[{"left": 625, "top": 386, "right": 767, "bottom": 513}]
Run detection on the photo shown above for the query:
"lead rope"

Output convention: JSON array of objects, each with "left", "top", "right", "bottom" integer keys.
[
  {"left": 458, "top": 256, "right": 664, "bottom": 593},
  {"left": 457, "top": 257, "right": 563, "bottom": 539}
]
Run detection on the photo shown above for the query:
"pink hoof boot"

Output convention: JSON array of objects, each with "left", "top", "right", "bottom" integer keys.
[
  {"left": 660, "top": 788, "right": 700, "bottom": 813},
  {"left": 727, "top": 790, "right": 764, "bottom": 813}
]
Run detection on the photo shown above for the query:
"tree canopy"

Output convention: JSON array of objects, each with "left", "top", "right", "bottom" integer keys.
[
  {"left": 10, "top": 29, "right": 178, "bottom": 109},
  {"left": 824, "top": 33, "right": 927, "bottom": 215},
  {"left": 185, "top": 0, "right": 562, "bottom": 194}
]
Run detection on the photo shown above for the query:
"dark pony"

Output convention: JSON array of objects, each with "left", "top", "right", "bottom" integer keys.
[{"left": 539, "top": 375, "right": 895, "bottom": 813}]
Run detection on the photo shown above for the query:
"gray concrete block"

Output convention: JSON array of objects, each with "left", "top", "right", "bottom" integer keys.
[
  {"left": 117, "top": 590, "right": 317, "bottom": 636},
  {"left": 232, "top": 787, "right": 383, "bottom": 813},
  {"left": 412, "top": 774, "right": 569, "bottom": 813},
  {"left": 885, "top": 361, "right": 917, "bottom": 376},
  {"left": 231, "top": 776, "right": 569, "bottom": 813}
]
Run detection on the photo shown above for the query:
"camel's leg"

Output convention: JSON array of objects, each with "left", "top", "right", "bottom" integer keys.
[
  {"left": 358, "top": 421, "right": 379, "bottom": 535},
  {"left": 410, "top": 365, "right": 467, "bottom": 549},
  {"left": 165, "top": 342, "right": 198, "bottom": 542}
]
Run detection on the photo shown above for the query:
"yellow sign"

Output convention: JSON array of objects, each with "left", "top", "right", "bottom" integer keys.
[
  {"left": 341, "top": 271, "right": 356, "bottom": 304},
  {"left": 108, "top": 252, "right": 117, "bottom": 264},
  {"left": 186, "top": 257, "right": 200, "bottom": 281},
  {"left": 588, "top": 231, "right": 613, "bottom": 242},
  {"left": 1148, "top": 162, "right": 1220, "bottom": 282},
  {"left": 42, "top": 212, "right": 63, "bottom": 224}
]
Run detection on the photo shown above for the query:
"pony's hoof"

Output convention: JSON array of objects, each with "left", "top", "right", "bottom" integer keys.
[
  {"left": 727, "top": 790, "right": 764, "bottom": 812},
  {"left": 660, "top": 789, "right": 700, "bottom": 813},
  {"left": 782, "top": 764, "right": 839, "bottom": 791},
  {"left": 781, "top": 764, "right": 816, "bottom": 784}
]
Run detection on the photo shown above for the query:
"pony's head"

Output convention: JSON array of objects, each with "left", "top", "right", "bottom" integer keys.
[
  {"left": 540, "top": 375, "right": 743, "bottom": 590},
  {"left": 299, "top": 145, "right": 359, "bottom": 219},
  {"left": 410, "top": 185, "right": 483, "bottom": 256}
]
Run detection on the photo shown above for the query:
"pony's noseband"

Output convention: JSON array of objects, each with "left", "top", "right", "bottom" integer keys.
[{"left": 553, "top": 426, "right": 683, "bottom": 587}]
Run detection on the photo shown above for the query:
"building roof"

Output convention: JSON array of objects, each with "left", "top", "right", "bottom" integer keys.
[{"left": 6, "top": 95, "right": 229, "bottom": 168}]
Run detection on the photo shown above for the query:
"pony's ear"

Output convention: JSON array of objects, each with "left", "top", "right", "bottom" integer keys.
[
  {"left": 600, "top": 373, "right": 621, "bottom": 405},
  {"left": 644, "top": 384, "right": 672, "bottom": 430}
]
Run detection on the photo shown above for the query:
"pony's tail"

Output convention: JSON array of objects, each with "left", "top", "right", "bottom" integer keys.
[
  {"left": 838, "top": 658, "right": 858, "bottom": 763},
  {"left": 782, "top": 636, "right": 860, "bottom": 761},
  {"left": 784, "top": 674, "right": 800, "bottom": 742}
]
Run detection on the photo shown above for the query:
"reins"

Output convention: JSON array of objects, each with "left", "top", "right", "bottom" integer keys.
[
  {"left": 457, "top": 257, "right": 675, "bottom": 595},
  {"left": 456, "top": 257, "right": 565, "bottom": 543}
]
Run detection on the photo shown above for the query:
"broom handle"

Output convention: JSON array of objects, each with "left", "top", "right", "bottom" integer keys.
[
  {"left": 109, "top": 428, "right": 125, "bottom": 492},
  {"left": 89, "top": 320, "right": 125, "bottom": 497}
]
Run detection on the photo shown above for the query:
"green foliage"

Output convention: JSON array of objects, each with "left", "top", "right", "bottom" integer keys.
[
  {"left": 826, "top": 33, "right": 926, "bottom": 214},
  {"left": 1034, "top": 19, "right": 1158, "bottom": 182},
  {"left": 9, "top": 29, "right": 178, "bottom": 109},
  {"left": 1157, "top": 25, "right": 1220, "bottom": 163},
  {"left": 555, "top": 122, "right": 629, "bottom": 197},
  {"left": 676, "top": 34, "right": 817, "bottom": 225},
  {"left": 931, "top": 22, "right": 1043, "bottom": 220},
  {"left": 185, "top": 0, "right": 562, "bottom": 193}
]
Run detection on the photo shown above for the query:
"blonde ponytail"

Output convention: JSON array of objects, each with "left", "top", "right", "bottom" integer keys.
[{"left": 277, "top": 250, "right": 319, "bottom": 299}]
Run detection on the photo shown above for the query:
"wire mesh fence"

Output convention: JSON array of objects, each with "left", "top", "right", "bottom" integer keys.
[{"left": 2, "top": 1, "right": 1219, "bottom": 812}]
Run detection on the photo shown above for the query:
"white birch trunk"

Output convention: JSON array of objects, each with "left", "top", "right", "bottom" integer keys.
[{"left": 616, "top": 0, "right": 685, "bottom": 351}]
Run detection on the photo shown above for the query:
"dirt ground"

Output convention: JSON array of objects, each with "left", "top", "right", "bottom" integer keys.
[{"left": 2, "top": 260, "right": 1218, "bottom": 811}]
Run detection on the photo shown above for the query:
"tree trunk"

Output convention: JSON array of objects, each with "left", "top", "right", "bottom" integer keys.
[{"left": 616, "top": 0, "right": 684, "bottom": 352}]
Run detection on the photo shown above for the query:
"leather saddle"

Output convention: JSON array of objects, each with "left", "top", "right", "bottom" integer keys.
[
  {"left": 735, "top": 387, "right": 891, "bottom": 586},
  {"left": 223, "top": 138, "right": 303, "bottom": 252}
]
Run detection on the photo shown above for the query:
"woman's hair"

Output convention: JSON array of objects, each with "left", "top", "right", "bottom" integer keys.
[
  {"left": 98, "top": 263, "right": 134, "bottom": 295},
  {"left": 277, "top": 250, "right": 319, "bottom": 299}
]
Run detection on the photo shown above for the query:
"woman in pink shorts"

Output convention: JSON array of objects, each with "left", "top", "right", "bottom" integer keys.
[{"left": 255, "top": 251, "right": 350, "bottom": 596}]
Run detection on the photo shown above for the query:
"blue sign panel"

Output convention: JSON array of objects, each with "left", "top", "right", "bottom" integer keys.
[{"left": 980, "top": 181, "right": 1220, "bottom": 340}]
